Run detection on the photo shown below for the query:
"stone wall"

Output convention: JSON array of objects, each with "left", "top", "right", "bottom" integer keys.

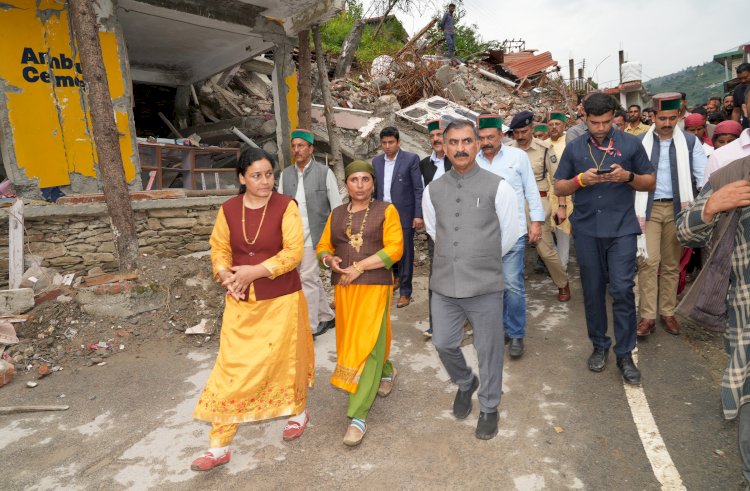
[{"left": 0, "top": 196, "right": 231, "bottom": 287}]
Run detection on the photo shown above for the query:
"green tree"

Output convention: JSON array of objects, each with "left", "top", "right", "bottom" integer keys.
[{"left": 320, "top": 2, "right": 408, "bottom": 65}]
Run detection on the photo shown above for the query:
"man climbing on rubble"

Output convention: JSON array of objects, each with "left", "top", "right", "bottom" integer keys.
[
  {"left": 438, "top": 3, "right": 456, "bottom": 58},
  {"left": 278, "top": 129, "right": 342, "bottom": 337}
]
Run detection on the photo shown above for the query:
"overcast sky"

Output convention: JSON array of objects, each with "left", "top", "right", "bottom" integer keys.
[{"left": 371, "top": 0, "right": 747, "bottom": 88}]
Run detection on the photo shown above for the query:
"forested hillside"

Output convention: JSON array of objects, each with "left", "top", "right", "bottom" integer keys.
[{"left": 644, "top": 61, "right": 726, "bottom": 105}]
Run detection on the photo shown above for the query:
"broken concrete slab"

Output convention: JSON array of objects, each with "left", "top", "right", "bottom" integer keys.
[
  {"left": 0, "top": 288, "right": 35, "bottom": 315},
  {"left": 435, "top": 64, "right": 457, "bottom": 89},
  {"left": 446, "top": 80, "right": 470, "bottom": 103},
  {"left": 311, "top": 104, "right": 373, "bottom": 130},
  {"left": 396, "top": 96, "right": 483, "bottom": 133},
  {"left": 76, "top": 283, "right": 167, "bottom": 319}
]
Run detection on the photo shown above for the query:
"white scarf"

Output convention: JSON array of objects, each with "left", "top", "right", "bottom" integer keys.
[{"left": 635, "top": 126, "right": 694, "bottom": 260}]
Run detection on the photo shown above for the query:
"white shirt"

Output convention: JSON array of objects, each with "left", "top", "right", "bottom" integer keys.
[
  {"left": 382, "top": 151, "right": 399, "bottom": 203},
  {"left": 703, "top": 128, "right": 750, "bottom": 186},
  {"left": 430, "top": 151, "right": 447, "bottom": 182},
  {"left": 476, "top": 146, "right": 544, "bottom": 235},
  {"left": 422, "top": 168, "right": 520, "bottom": 257},
  {"left": 653, "top": 135, "right": 707, "bottom": 199},
  {"left": 277, "top": 159, "right": 342, "bottom": 247}
]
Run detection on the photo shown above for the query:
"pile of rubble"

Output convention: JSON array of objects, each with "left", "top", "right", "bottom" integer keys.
[
  {"left": 0, "top": 255, "right": 224, "bottom": 389},
  {"left": 171, "top": 49, "right": 578, "bottom": 163}
]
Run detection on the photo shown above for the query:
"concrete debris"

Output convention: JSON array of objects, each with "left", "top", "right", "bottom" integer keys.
[
  {"left": 26, "top": 381, "right": 37, "bottom": 388},
  {"left": 185, "top": 318, "right": 212, "bottom": 335},
  {"left": 0, "top": 321, "right": 19, "bottom": 345},
  {"left": 0, "top": 359, "right": 14, "bottom": 387},
  {"left": 0, "top": 288, "right": 35, "bottom": 316}
]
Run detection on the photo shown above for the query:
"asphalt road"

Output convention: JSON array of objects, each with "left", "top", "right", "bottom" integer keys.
[{"left": 1, "top": 259, "right": 743, "bottom": 490}]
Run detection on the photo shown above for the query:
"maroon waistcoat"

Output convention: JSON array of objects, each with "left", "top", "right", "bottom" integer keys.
[
  {"left": 329, "top": 200, "right": 394, "bottom": 286},
  {"left": 221, "top": 192, "right": 301, "bottom": 301}
]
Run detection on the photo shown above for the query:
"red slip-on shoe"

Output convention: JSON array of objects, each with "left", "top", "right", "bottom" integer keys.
[
  {"left": 282, "top": 411, "right": 309, "bottom": 441},
  {"left": 190, "top": 450, "right": 231, "bottom": 472}
]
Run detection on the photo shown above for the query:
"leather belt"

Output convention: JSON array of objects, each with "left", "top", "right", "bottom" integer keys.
[
  {"left": 653, "top": 198, "right": 673, "bottom": 202},
  {"left": 539, "top": 191, "right": 548, "bottom": 197}
]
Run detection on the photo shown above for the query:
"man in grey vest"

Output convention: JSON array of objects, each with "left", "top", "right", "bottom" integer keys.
[
  {"left": 279, "top": 129, "right": 342, "bottom": 336},
  {"left": 422, "top": 120, "right": 520, "bottom": 440}
]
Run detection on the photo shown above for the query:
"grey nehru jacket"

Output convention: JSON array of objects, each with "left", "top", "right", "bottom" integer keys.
[
  {"left": 428, "top": 164, "right": 504, "bottom": 298},
  {"left": 280, "top": 160, "right": 331, "bottom": 247}
]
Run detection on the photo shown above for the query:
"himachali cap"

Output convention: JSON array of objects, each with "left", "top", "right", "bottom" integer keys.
[
  {"left": 652, "top": 92, "right": 682, "bottom": 112},
  {"left": 291, "top": 128, "right": 314, "bottom": 144},
  {"left": 508, "top": 110, "right": 535, "bottom": 131},
  {"left": 427, "top": 119, "right": 442, "bottom": 133},
  {"left": 533, "top": 124, "right": 549, "bottom": 132},
  {"left": 549, "top": 112, "right": 567, "bottom": 122},
  {"left": 477, "top": 114, "right": 504, "bottom": 129}
]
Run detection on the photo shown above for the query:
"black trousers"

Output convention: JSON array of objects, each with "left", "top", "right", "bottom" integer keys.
[
  {"left": 393, "top": 227, "right": 414, "bottom": 297},
  {"left": 574, "top": 232, "right": 637, "bottom": 358}
]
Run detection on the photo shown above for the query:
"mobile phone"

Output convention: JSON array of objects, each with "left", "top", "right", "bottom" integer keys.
[{"left": 596, "top": 168, "right": 613, "bottom": 174}]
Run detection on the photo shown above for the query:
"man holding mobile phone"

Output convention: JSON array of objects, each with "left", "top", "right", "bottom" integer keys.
[{"left": 553, "top": 93, "right": 655, "bottom": 385}]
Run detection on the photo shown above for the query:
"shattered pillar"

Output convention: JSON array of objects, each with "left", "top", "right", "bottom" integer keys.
[
  {"left": 0, "top": 0, "right": 141, "bottom": 198},
  {"left": 271, "top": 40, "right": 298, "bottom": 169}
]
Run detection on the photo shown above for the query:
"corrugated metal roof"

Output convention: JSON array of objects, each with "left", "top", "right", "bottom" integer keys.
[{"left": 501, "top": 51, "right": 558, "bottom": 80}]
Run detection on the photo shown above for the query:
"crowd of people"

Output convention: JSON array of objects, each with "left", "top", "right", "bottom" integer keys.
[{"left": 187, "top": 62, "right": 750, "bottom": 483}]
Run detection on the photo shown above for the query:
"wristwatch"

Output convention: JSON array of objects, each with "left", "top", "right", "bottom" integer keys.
[{"left": 626, "top": 171, "right": 635, "bottom": 183}]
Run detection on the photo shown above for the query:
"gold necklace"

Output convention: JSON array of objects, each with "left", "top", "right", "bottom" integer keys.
[
  {"left": 346, "top": 199, "right": 371, "bottom": 253},
  {"left": 241, "top": 196, "right": 269, "bottom": 256}
]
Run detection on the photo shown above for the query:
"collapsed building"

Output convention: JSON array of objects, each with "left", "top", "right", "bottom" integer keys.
[{"left": 0, "top": 0, "right": 629, "bottom": 298}]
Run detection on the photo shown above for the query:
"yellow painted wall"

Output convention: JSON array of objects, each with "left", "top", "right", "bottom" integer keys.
[
  {"left": 0, "top": 0, "right": 136, "bottom": 188},
  {"left": 286, "top": 70, "right": 299, "bottom": 162}
]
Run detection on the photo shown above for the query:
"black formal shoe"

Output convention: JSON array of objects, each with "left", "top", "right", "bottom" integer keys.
[
  {"left": 588, "top": 348, "right": 608, "bottom": 372},
  {"left": 312, "top": 319, "right": 335, "bottom": 338},
  {"left": 509, "top": 338, "right": 524, "bottom": 358},
  {"left": 453, "top": 375, "right": 479, "bottom": 419},
  {"left": 475, "top": 411, "right": 499, "bottom": 440},
  {"left": 617, "top": 356, "right": 642, "bottom": 385}
]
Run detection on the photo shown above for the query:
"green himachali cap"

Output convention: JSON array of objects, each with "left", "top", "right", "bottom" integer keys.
[
  {"left": 291, "top": 129, "right": 314, "bottom": 144},
  {"left": 477, "top": 115, "right": 503, "bottom": 129},
  {"left": 549, "top": 112, "right": 567, "bottom": 122},
  {"left": 534, "top": 124, "right": 549, "bottom": 132},
  {"left": 427, "top": 119, "right": 442, "bottom": 133},
  {"left": 652, "top": 93, "right": 682, "bottom": 112}
]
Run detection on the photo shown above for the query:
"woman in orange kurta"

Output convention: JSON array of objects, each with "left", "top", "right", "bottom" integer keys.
[
  {"left": 316, "top": 160, "right": 403, "bottom": 446},
  {"left": 191, "top": 148, "right": 314, "bottom": 471}
]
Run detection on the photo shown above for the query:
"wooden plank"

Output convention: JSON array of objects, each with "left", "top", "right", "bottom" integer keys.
[
  {"left": 56, "top": 190, "right": 186, "bottom": 205},
  {"left": 217, "top": 64, "right": 241, "bottom": 88},
  {"left": 0, "top": 405, "right": 70, "bottom": 415},
  {"left": 158, "top": 112, "right": 184, "bottom": 138},
  {"left": 395, "top": 18, "right": 436, "bottom": 58},
  {"left": 0, "top": 314, "right": 32, "bottom": 323},
  {"left": 83, "top": 272, "right": 139, "bottom": 287},
  {"left": 8, "top": 199, "right": 23, "bottom": 289}
]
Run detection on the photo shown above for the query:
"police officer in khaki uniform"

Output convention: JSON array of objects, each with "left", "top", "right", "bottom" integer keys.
[{"left": 508, "top": 111, "right": 570, "bottom": 301}]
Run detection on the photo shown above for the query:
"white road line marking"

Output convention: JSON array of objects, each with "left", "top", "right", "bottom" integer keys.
[{"left": 624, "top": 352, "right": 686, "bottom": 490}]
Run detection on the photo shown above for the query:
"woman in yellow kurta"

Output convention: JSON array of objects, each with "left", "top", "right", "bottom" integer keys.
[
  {"left": 316, "top": 160, "right": 403, "bottom": 446},
  {"left": 191, "top": 148, "right": 314, "bottom": 471}
]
